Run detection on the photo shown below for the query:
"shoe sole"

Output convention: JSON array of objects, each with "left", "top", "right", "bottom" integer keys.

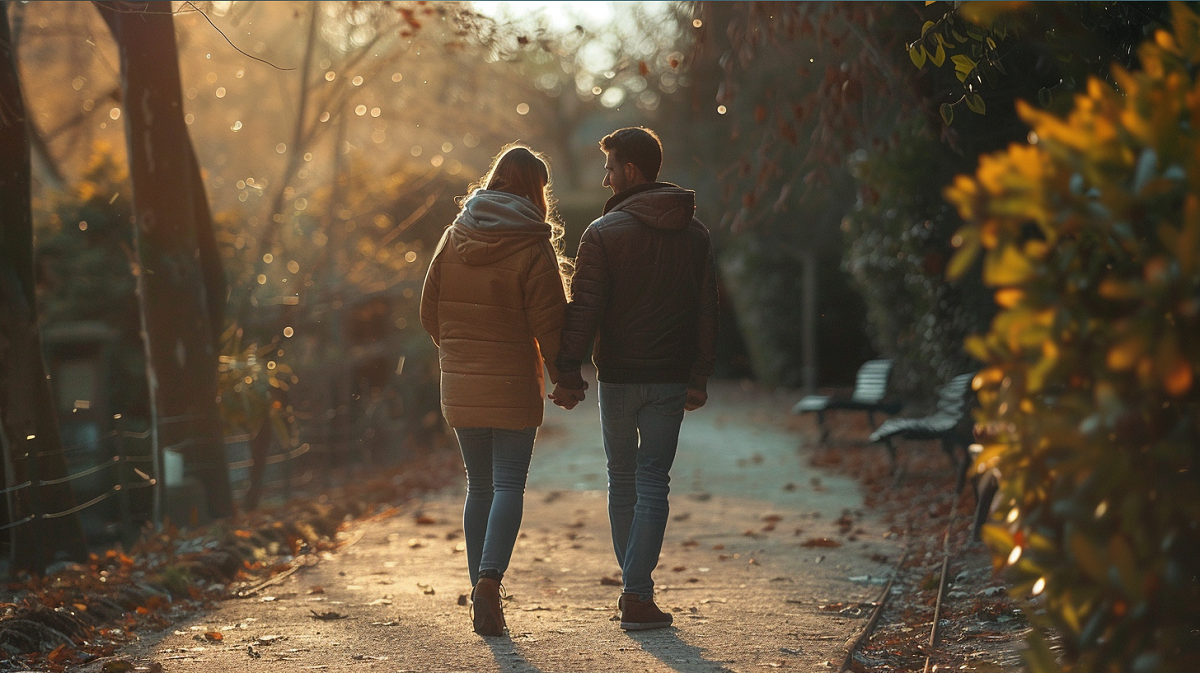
[{"left": 619, "top": 620, "right": 672, "bottom": 631}]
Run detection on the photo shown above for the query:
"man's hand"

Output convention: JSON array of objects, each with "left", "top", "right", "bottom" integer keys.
[
  {"left": 549, "top": 383, "right": 587, "bottom": 410},
  {"left": 684, "top": 388, "right": 707, "bottom": 412}
]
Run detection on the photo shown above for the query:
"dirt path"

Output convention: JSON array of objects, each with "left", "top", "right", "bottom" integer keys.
[{"left": 116, "top": 379, "right": 903, "bottom": 672}]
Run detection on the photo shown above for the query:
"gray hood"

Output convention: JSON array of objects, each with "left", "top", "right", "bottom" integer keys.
[
  {"left": 449, "top": 190, "right": 551, "bottom": 265},
  {"left": 606, "top": 183, "right": 696, "bottom": 231}
]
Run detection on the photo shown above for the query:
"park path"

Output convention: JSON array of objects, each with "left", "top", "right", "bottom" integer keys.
[{"left": 118, "top": 377, "right": 903, "bottom": 672}]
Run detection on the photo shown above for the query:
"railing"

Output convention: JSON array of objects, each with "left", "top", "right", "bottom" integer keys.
[
  {"left": 1, "top": 402, "right": 415, "bottom": 547},
  {"left": 2, "top": 415, "right": 159, "bottom": 542}
]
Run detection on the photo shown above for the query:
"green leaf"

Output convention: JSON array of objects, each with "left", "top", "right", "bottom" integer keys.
[
  {"left": 965, "top": 93, "right": 987, "bottom": 114},
  {"left": 947, "top": 230, "right": 980, "bottom": 279},
  {"left": 951, "top": 54, "right": 977, "bottom": 73},
  {"left": 951, "top": 28, "right": 969, "bottom": 43},
  {"left": 1022, "top": 630, "right": 1059, "bottom": 673},
  {"left": 922, "top": 20, "right": 936, "bottom": 37},
  {"left": 930, "top": 41, "right": 946, "bottom": 67},
  {"left": 909, "top": 45, "right": 928, "bottom": 69},
  {"left": 1070, "top": 531, "right": 1108, "bottom": 583},
  {"left": 940, "top": 102, "right": 954, "bottom": 126}
]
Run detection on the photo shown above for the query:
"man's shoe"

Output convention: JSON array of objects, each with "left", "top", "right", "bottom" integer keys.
[
  {"left": 618, "top": 592, "right": 673, "bottom": 630},
  {"left": 471, "top": 577, "right": 506, "bottom": 636}
]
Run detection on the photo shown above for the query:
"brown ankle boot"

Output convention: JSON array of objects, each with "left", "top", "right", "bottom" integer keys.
[
  {"left": 471, "top": 577, "right": 506, "bottom": 636},
  {"left": 618, "top": 592, "right": 673, "bottom": 630}
]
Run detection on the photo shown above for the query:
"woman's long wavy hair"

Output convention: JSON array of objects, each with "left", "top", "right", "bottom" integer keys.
[{"left": 461, "top": 143, "right": 572, "bottom": 290}]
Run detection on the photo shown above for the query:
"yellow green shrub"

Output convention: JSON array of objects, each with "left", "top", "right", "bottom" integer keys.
[{"left": 945, "top": 4, "right": 1200, "bottom": 670}]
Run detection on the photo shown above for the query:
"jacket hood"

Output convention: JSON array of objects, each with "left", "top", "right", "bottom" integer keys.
[
  {"left": 449, "top": 190, "right": 551, "bottom": 265},
  {"left": 604, "top": 182, "right": 696, "bottom": 231}
]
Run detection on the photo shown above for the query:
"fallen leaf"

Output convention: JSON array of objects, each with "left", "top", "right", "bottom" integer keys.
[
  {"left": 800, "top": 537, "right": 841, "bottom": 548},
  {"left": 762, "top": 514, "right": 783, "bottom": 523},
  {"left": 102, "top": 662, "right": 134, "bottom": 673},
  {"left": 310, "top": 609, "right": 349, "bottom": 620},
  {"left": 672, "top": 566, "right": 687, "bottom": 572},
  {"left": 307, "top": 586, "right": 325, "bottom": 594},
  {"left": 599, "top": 577, "right": 622, "bottom": 586},
  {"left": 681, "top": 539, "right": 699, "bottom": 547},
  {"left": 458, "top": 594, "right": 469, "bottom": 606},
  {"left": 415, "top": 515, "right": 437, "bottom": 525},
  {"left": 407, "top": 538, "right": 425, "bottom": 548},
  {"left": 204, "top": 632, "right": 223, "bottom": 642}
]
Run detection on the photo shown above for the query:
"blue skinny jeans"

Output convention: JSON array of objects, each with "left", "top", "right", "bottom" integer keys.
[
  {"left": 454, "top": 426, "right": 536, "bottom": 586},
  {"left": 598, "top": 382, "right": 687, "bottom": 600}
]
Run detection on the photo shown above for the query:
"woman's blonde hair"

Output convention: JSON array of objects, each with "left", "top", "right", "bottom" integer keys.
[{"left": 462, "top": 143, "right": 572, "bottom": 288}]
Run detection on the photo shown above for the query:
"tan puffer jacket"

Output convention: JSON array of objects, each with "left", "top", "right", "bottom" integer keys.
[{"left": 420, "top": 190, "right": 567, "bottom": 430}]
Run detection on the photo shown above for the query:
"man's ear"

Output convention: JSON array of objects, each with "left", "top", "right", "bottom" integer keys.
[{"left": 625, "top": 163, "right": 644, "bottom": 185}]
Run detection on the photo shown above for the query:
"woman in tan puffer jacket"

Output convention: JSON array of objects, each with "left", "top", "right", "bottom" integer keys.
[{"left": 420, "top": 145, "right": 569, "bottom": 637}]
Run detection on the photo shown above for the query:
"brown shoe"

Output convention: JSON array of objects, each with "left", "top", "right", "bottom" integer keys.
[
  {"left": 618, "top": 592, "right": 673, "bottom": 630},
  {"left": 471, "top": 577, "right": 506, "bottom": 636}
]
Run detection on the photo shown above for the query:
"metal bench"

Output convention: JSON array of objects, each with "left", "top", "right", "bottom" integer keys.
[
  {"left": 868, "top": 372, "right": 977, "bottom": 488},
  {"left": 792, "top": 359, "right": 901, "bottom": 445}
]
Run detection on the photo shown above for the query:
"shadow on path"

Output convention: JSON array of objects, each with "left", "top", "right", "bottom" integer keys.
[
  {"left": 626, "top": 628, "right": 732, "bottom": 673},
  {"left": 484, "top": 634, "right": 548, "bottom": 673}
]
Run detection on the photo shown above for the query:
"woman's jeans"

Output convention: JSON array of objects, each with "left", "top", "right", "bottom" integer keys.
[
  {"left": 598, "top": 382, "right": 688, "bottom": 601},
  {"left": 454, "top": 426, "right": 537, "bottom": 586}
]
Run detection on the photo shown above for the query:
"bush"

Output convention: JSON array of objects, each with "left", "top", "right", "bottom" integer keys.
[
  {"left": 843, "top": 128, "right": 993, "bottom": 404},
  {"left": 945, "top": 6, "right": 1200, "bottom": 670}
]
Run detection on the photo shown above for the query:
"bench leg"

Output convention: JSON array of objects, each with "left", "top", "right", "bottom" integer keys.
[
  {"left": 946, "top": 439, "right": 971, "bottom": 494},
  {"left": 817, "top": 410, "right": 830, "bottom": 446},
  {"left": 883, "top": 438, "right": 901, "bottom": 485},
  {"left": 867, "top": 410, "right": 876, "bottom": 428}
]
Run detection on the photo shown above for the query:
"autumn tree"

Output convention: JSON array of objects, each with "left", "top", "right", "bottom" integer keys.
[
  {"left": 0, "top": 1, "right": 88, "bottom": 571},
  {"left": 96, "top": 0, "right": 231, "bottom": 520}
]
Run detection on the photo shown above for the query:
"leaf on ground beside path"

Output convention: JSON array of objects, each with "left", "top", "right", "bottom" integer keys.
[
  {"left": 102, "top": 661, "right": 135, "bottom": 673},
  {"left": 247, "top": 644, "right": 262, "bottom": 659},
  {"left": 712, "top": 544, "right": 725, "bottom": 550},
  {"left": 681, "top": 539, "right": 699, "bottom": 547},
  {"left": 599, "top": 577, "right": 622, "bottom": 586},
  {"left": 307, "top": 586, "right": 325, "bottom": 594},
  {"left": 801, "top": 537, "right": 841, "bottom": 548},
  {"left": 417, "top": 583, "right": 435, "bottom": 595},
  {"left": 762, "top": 514, "right": 783, "bottom": 523},
  {"left": 414, "top": 515, "right": 437, "bottom": 525},
  {"left": 672, "top": 566, "right": 687, "bottom": 572},
  {"left": 255, "top": 635, "right": 286, "bottom": 644},
  {"left": 352, "top": 655, "right": 388, "bottom": 661},
  {"left": 310, "top": 609, "right": 349, "bottom": 620},
  {"left": 203, "top": 632, "right": 223, "bottom": 641},
  {"left": 673, "top": 512, "right": 691, "bottom": 521},
  {"left": 370, "top": 620, "right": 400, "bottom": 626},
  {"left": 407, "top": 538, "right": 425, "bottom": 548},
  {"left": 458, "top": 594, "right": 469, "bottom": 605},
  {"left": 699, "top": 598, "right": 727, "bottom": 604}
]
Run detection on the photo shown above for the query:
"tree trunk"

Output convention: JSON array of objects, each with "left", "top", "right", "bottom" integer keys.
[
  {"left": 97, "top": 0, "right": 232, "bottom": 519},
  {"left": 0, "top": 1, "right": 88, "bottom": 571}
]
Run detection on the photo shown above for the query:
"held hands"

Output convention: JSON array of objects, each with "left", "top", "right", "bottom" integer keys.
[
  {"left": 549, "top": 382, "right": 587, "bottom": 410},
  {"left": 684, "top": 388, "right": 708, "bottom": 412}
]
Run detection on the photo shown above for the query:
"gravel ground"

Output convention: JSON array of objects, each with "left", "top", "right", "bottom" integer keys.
[{"left": 102, "top": 377, "right": 907, "bottom": 672}]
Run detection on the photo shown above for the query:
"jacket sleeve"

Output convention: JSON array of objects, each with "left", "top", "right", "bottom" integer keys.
[
  {"left": 690, "top": 230, "right": 719, "bottom": 392},
  {"left": 555, "top": 223, "right": 607, "bottom": 390},
  {"left": 525, "top": 240, "right": 568, "bottom": 385},
  {"left": 419, "top": 230, "right": 450, "bottom": 348}
]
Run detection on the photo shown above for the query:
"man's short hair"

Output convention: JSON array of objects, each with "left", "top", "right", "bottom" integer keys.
[{"left": 600, "top": 127, "right": 662, "bottom": 182}]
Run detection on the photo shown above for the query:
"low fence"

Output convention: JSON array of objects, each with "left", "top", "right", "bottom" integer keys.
[{"left": 0, "top": 405, "right": 420, "bottom": 549}]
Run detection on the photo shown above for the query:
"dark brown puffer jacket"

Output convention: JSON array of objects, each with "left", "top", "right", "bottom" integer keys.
[
  {"left": 420, "top": 190, "right": 567, "bottom": 430},
  {"left": 556, "top": 182, "right": 718, "bottom": 391}
]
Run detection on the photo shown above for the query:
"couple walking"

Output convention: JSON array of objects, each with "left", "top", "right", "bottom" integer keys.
[{"left": 420, "top": 127, "right": 718, "bottom": 636}]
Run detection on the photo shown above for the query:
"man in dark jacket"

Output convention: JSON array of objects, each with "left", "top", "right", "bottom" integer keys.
[{"left": 552, "top": 127, "right": 719, "bottom": 630}]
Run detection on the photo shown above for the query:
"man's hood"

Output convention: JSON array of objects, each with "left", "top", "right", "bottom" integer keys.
[
  {"left": 604, "top": 182, "right": 696, "bottom": 231},
  {"left": 449, "top": 190, "right": 551, "bottom": 265}
]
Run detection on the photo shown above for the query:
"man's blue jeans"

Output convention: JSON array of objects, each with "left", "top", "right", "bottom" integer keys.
[
  {"left": 598, "top": 382, "right": 688, "bottom": 600},
  {"left": 454, "top": 426, "right": 537, "bottom": 586}
]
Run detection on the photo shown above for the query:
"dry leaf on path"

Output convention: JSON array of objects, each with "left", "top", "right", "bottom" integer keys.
[
  {"left": 800, "top": 537, "right": 841, "bottom": 548},
  {"left": 599, "top": 577, "right": 622, "bottom": 586},
  {"left": 310, "top": 609, "right": 349, "bottom": 620}
]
